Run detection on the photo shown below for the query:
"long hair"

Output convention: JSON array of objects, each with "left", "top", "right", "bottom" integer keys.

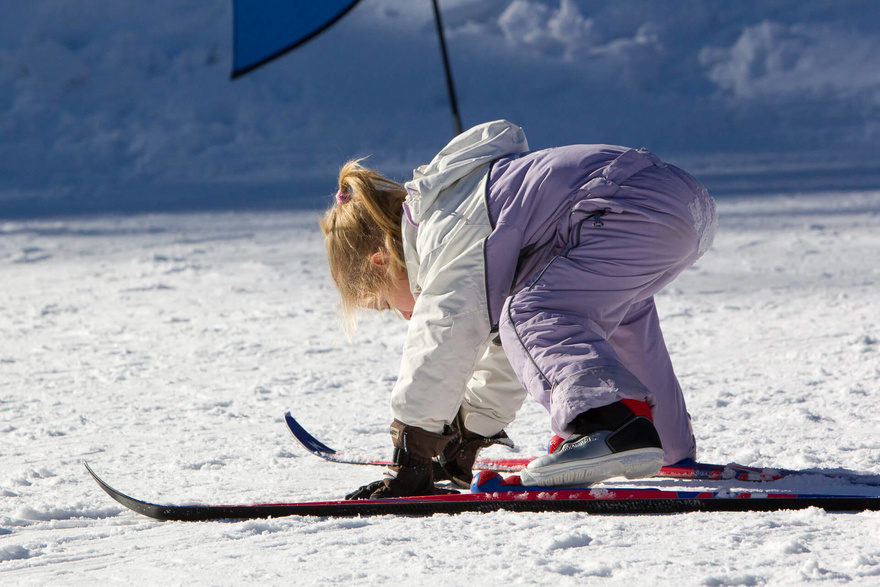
[{"left": 319, "top": 160, "right": 407, "bottom": 333}]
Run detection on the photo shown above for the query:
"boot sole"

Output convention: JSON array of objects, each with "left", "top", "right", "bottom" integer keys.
[{"left": 518, "top": 447, "right": 664, "bottom": 488}]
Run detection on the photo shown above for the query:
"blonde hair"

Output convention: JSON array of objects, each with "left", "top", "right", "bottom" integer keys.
[{"left": 319, "top": 160, "right": 408, "bottom": 332}]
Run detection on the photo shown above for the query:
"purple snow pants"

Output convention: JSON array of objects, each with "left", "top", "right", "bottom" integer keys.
[{"left": 498, "top": 149, "right": 716, "bottom": 464}]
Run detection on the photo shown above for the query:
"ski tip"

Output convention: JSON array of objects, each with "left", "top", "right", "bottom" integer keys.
[
  {"left": 82, "top": 461, "right": 123, "bottom": 503},
  {"left": 82, "top": 460, "right": 98, "bottom": 480},
  {"left": 283, "top": 412, "right": 337, "bottom": 454},
  {"left": 82, "top": 461, "right": 115, "bottom": 495}
]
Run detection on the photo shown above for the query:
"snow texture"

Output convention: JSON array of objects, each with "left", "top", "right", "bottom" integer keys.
[
  {"left": 2, "top": 191, "right": 880, "bottom": 584},
  {"left": 688, "top": 189, "right": 718, "bottom": 255}
]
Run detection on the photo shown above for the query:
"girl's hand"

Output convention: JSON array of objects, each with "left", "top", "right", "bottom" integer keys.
[
  {"left": 344, "top": 420, "right": 458, "bottom": 500},
  {"left": 344, "top": 465, "right": 459, "bottom": 500},
  {"left": 344, "top": 480, "right": 386, "bottom": 500}
]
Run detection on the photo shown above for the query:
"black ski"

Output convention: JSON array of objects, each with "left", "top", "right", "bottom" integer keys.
[{"left": 84, "top": 462, "right": 880, "bottom": 522}]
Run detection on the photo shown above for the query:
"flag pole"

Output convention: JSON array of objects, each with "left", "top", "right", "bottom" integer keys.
[{"left": 431, "top": 0, "right": 463, "bottom": 136}]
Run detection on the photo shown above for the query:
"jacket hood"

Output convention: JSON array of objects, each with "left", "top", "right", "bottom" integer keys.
[{"left": 404, "top": 120, "right": 529, "bottom": 222}]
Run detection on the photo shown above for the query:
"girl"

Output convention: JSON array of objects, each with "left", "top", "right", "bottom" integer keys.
[{"left": 321, "top": 120, "right": 717, "bottom": 499}]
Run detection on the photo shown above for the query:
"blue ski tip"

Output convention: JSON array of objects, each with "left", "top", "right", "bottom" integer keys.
[{"left": 284, "top": 412, "right": 337, "bottom": 454}]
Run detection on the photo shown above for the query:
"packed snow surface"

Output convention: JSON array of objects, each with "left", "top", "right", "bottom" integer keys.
[{"left": 2, "top": 190, "right": 879, "bottom": 584}]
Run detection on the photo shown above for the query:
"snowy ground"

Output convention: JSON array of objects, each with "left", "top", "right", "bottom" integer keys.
[{"left": 2, "top": 190, "right": 880, "bottom": 585}]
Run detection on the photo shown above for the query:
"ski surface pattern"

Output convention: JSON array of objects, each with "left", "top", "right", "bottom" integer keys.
[
  {"left": 84, "top": 461, "right": 880, "bottom": 522},
  {"left": 284, "top": 412, "right": 875, "bottom": 484}
]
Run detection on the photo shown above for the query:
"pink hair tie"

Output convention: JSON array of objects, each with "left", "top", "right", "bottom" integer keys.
[{"left": 335, "top": 188, "right": 352, "bottom": 206}]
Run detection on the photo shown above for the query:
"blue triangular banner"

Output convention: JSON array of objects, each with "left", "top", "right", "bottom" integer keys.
[{"left": 232, "top": 0, "right": 363, "bottom": 79}]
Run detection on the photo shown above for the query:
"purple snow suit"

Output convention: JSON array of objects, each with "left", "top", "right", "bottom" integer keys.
[{"left": 484, "top": 146, "right": 717, "bottom": 464}]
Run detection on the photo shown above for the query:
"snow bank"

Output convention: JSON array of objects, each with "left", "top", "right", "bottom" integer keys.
[{"left": 1, "top": 0, "right": 879, "bottom": 216}]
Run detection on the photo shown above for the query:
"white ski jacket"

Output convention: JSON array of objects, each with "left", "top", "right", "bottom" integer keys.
[{"left": 392, "top": 120, "right": 529, "bottom": 435}]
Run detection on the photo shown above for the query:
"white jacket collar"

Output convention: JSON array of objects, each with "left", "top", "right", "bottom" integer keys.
[{"left": 404, "top": 120, "right": 529, "bottom": 223}]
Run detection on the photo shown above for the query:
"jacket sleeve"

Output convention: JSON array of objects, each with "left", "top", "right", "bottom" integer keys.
[{"left": 390, "top": 226, "right": 495, "bottom": 434}]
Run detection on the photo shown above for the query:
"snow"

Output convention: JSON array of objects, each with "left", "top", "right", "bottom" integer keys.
[
  {"left": 2, "top": 0, "right": 880, "bottom": 584},
  {"left": 2, "top": 190, "right": 880, "bottom": 584}
]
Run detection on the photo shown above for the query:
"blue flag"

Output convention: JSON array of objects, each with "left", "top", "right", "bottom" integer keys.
[{"left": 232, "top": 0, "right": 363, "bottom": 79}]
